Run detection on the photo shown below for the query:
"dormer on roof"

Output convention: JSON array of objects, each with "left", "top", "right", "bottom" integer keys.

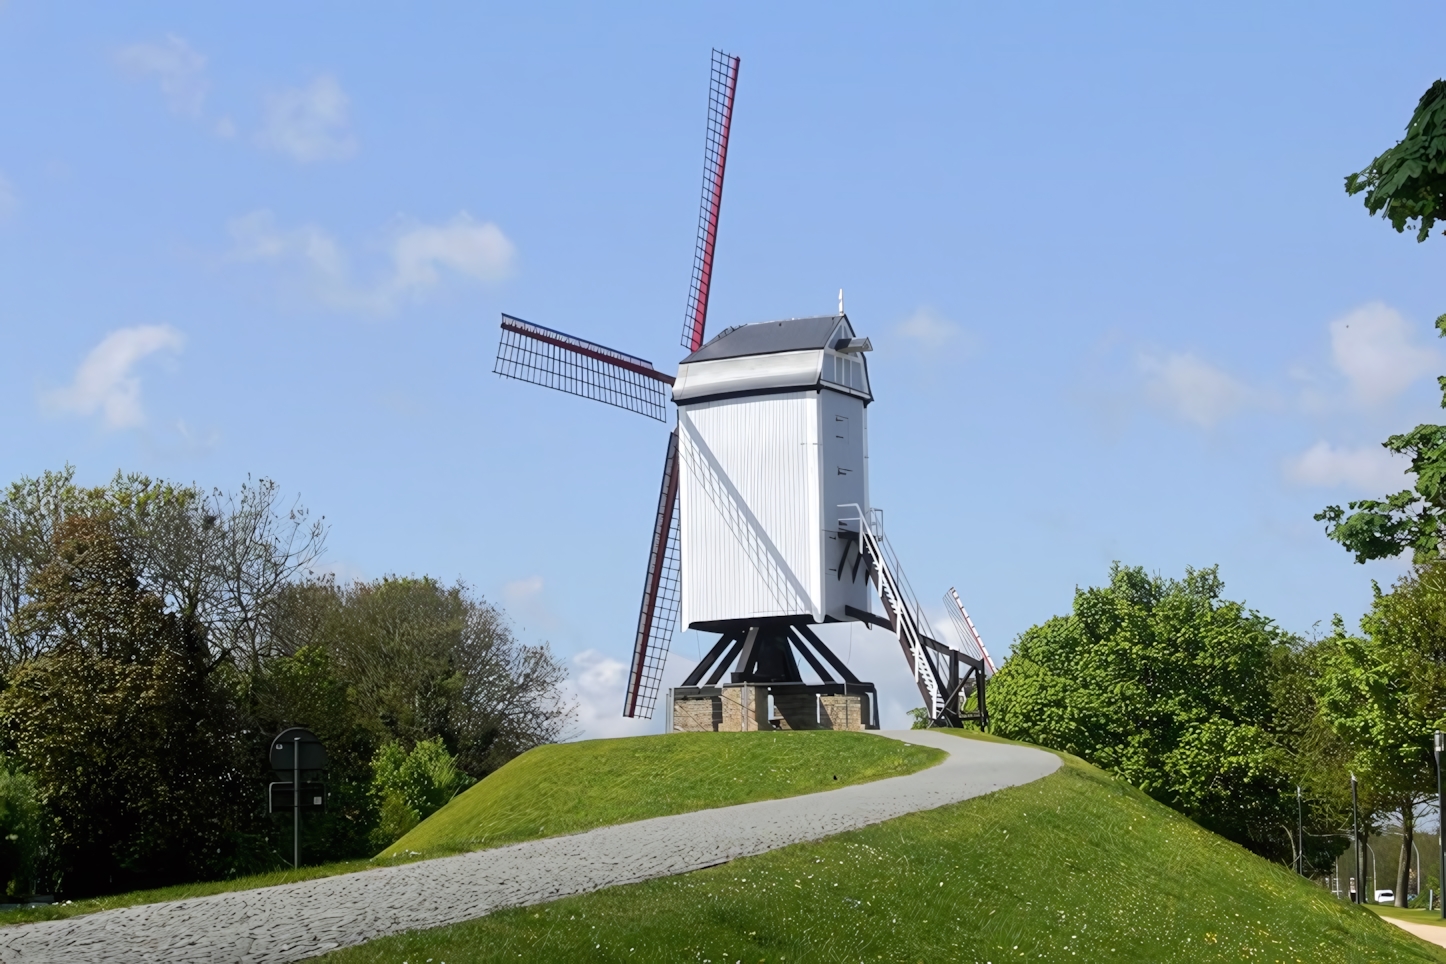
[{"left": 672, "top": 314, "right": 872, "bottom": 405}]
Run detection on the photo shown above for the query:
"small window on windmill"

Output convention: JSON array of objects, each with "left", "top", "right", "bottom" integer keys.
[{"left": 824, "top": 350, "right": 867, "bottom": 393}]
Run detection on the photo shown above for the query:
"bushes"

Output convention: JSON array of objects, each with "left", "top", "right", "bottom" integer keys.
[
  {"left": 369, "top": 739, "right": 471, "bottom": 850},
  {"left": 0, "top": 759, "right": 39, "bottom": 898}
]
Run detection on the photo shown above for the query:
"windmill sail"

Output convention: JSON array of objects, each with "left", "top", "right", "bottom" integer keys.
[
  {"left": 681, "top": 50, "right": 741, "bottom": 353},
  {"left": 947, "top": 587, "right": 997, "bottom": 675},
  {"left": 623, "top": 430, "right": 682, "bottom": 718},
  {"left": 494, "top": 314, "right": 674, "bottom": 421}
]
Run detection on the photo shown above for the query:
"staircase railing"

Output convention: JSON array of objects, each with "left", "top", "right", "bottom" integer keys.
[{"left": 839, "top": 504, "right": 946, "bottom": 718}]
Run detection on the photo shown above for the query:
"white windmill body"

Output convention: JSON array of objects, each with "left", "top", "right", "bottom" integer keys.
[
  {"left": 492, "top": 49, "right": 992, "bottom": 734},
  {"left": 673, "top": 315, "right": 872, "bottom": 628}
]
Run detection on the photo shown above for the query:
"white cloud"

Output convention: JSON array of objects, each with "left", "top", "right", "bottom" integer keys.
[
  {"left": 394, "top": 218, "right": 517, "bottom": 287},
  {"left": 228, "top": 210, "right": 515, "bottom": 311},
  {"left": 564, "top": 649, "right": 654, "bottom": 740},
  {"left": 257, "top": 75, "right": 356, "bottom": 162},
  {"left": 116, "top": 35, "right": 208, "bottom": 117},
  {"left": 1138, "top": 351, "right": 1254, "bottom": 428},
  {"left": 1285, "top": 441, "right": 1410, "bottom": 491},
  {"left": 45, "top": 325, "right": 184, "bottom": 429},
  {"left": 503, "top": 575, "right": 544, "bottom": 603},
  {"left": 895, "top": 306, "right": 959, "bottom": 348},
  {"left": 1329, "top": 302, "right": 1440, "bottom": 406}
]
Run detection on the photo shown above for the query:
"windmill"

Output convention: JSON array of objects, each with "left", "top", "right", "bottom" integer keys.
[{"left": 494, "top": 50, "right": 988, "bottom": 731}]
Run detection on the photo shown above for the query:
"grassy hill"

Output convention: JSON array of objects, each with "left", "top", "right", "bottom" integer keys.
[
  {"left": 382, "top": 730, "right": 943, "bottom": 859},
  {"left": 0, "top": 731, "right": 939, "bottom": 929},
  {"left": 322, "top": 731, "right": 1445, "bottom": 964}
]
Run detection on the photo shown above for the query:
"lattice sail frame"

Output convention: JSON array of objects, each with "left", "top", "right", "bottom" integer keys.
[
  {"left": 623, "top": 430, "right": 683, "bottom": 718},
  {"left": 494, "top": 315, "right": 674, "bottom": 421},
  {"left": 947, "top": 587, "right": 997, "bottom": 676},
  {"left": 681, "top": 50, "right": 741, "bottom": 352}
]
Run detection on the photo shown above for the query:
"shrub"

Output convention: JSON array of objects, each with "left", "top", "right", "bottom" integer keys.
[
  {"left": 0, "top": 758, "right": 40, "bottom": 898},
  {"left": 369, "top": 738, "right": 471, "bottom": 850}
]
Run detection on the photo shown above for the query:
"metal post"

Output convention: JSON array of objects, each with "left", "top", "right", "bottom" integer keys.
[
  {"left": 1296, "top": 785, "right": 1304, "bottom": 876},
  {"left": 1437, "top": 731, "right": 1445, "bottom": 918},
  {"left": 1351, "top": 772, "right": 1360, "bottom": 903},
  {"left": 293, "top": 735, "right": 301, "bottom": 869}
]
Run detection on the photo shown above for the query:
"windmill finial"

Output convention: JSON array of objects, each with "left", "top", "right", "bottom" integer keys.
[{"left": 839, "top": 288, "right": 845, "bottom": 316}]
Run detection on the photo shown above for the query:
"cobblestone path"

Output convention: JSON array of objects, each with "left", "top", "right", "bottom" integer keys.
[{"left": 0, "top": 730, "right": 1059, "bottom": 963}]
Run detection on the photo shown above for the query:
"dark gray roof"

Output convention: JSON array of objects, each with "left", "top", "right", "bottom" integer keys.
[{"left": 682, "top": 315, "right": 847, "bottom": 363}]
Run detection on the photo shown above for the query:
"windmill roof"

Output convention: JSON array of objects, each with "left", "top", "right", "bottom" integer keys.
[{"left": 682, "top": 315, "right": 846, "bottom": 363}]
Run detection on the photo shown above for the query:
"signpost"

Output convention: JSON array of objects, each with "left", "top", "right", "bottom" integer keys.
[{"left": 269, "top": 727, "right": 327, "bottom": 868}]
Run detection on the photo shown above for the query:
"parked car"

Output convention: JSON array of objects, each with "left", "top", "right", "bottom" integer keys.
[{"left": 1374, "top": 889, "right": 1395, "bottom": 903}]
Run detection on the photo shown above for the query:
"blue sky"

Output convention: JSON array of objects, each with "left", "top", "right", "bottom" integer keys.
[{"left": 2, "top": 2, "right": 1443, "bottom": 735}]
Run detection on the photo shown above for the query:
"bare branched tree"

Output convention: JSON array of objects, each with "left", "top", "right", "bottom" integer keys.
[{"left": 0, "top": 469, "right": 326, "bottom": 673}]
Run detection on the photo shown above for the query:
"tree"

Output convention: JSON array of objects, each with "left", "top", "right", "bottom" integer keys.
[
  {"left": 1315, "top": 374, "right": 1446, "bottom": 564},
  {"left": 0, "top": 516, "right": 251, "bottom": 895},
  {"left": 988, "top": 563, "right": 1317, "bottom": 861},
  {"left": 1317, "top": 563, "right": 1446, "bottom": 906},
  {"left": 283, "top": 576, "right": 573, "bottom": 778},
  {"left": 0, "top": 468, "right": 573, "bottom": 890},
  {"left": 1319, "top": 80, "right": 1446, "bottom": 563},
  {"left": 1345, "top": 80, "right": 1446, "bottom": 243},
  {"left": 0, "top": 467, "right": 326, "bottom": 672}
]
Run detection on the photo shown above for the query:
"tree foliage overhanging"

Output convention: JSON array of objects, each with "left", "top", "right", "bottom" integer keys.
[
  {"left": 1320, "top": 79, "right": 1446, "bottom": 563},
  {"left": 1314, "top": 324, "right": 1446, "bottom": 564},
  {"left": 1346, "top": 79, "right": 1446, "bottom": 242},
  {"left": 0, "top": 467, "right": 574, "bottom": 898}
]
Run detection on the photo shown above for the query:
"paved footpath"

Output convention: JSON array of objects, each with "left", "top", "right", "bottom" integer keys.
[
  {"left": 0, "top": 731, "right": 1059, "bottom": 964},
  {"left": 1380, "top": 915, "right": 1446, "bottom": 949}
]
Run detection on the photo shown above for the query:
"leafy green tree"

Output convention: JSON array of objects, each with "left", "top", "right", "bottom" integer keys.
[
  {"left": 0, "top": 757, "right": 40, "bottom": 898},
  {"left": 288, "top": 576, "right": 572, "bottom": 778},
  {"left": 1346, "top": 79, "right": 1446, "bottom": 242},
  {"left": 1267, "top": 638, "right": 1355, "bottom": 874},
  {"left": 989, "top": 564, "right": 1311, "bottom": 861},
  {"left": 369, "top": 738, "right": 471, "bottom": 850},
  {"left": 1314, "top": 365, "right": 1446, "bottom": 564},
  {"left": 0, "top": 515, "right": 252, "bottom": 896},
  {"left": 0, "top": 469, "right": 571, "bottom": 886},
  {"left": 1317, "top": 563, "right": 1446, "bottom": 905},
  {"left": 1319, "top": 80, "right": 1446, "bottom": 563}
]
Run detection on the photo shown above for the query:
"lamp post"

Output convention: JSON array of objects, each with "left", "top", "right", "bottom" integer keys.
[
  {"left": 1352, "top": 772, "right": 1360, "bottom": 904},
  {"left": 1366, "top": 842, "right": 1379, "bottom": 901},
  {"left": 1436, "top": 730, "right": 1444, "bottom": 918},
  {"left": 1297, "top": 785, "right": 1305, "bottom": 876}
]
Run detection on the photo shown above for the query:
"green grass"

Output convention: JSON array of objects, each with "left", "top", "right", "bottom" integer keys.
[
  {"left": 383, "top": 731, "right": 944, "bottom": 860},
  {"left": 318, "top": 732, "right": 1446, "bottom": 964},
  {"left": 0, "top": 731, "right": 937, "bottom": 930}
]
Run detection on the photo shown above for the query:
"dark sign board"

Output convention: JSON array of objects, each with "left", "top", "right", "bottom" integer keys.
[
  {"left": 269, "top": 781, "right": 327, "bottom": 813},
  {"left": 269, "top": 727, "right": 328, "bottom": 774}
]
